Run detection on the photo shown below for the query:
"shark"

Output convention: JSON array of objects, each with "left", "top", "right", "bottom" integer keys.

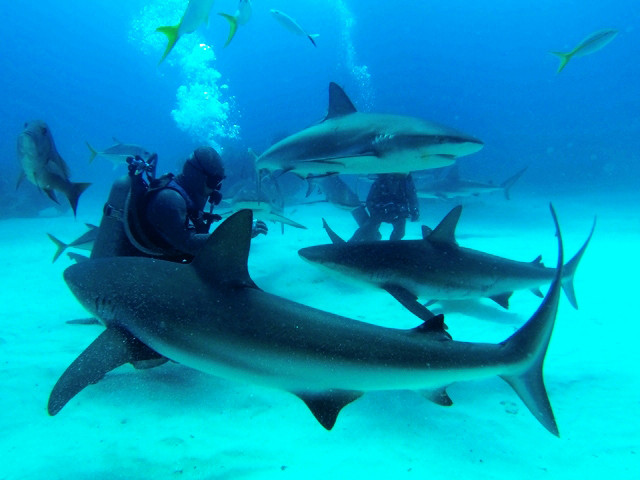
[
  {"left": 299, "top": 205, "right": 594, "bottom": 311},
  {"left": 47, "top": 223, "right": 99, "bottom": 263},
  {"left": 17, "top": 120, "right": 91, "bottom": 217},
  {"left": 551, "top": 28, "right": 618, "bottom": 73},
  {"left": 49, "top": 208, "right": 565, "bottom": 435},
  {"left": 415, "top": 165, "right": 527, "bottom": 200},
  {"left": 255, "top": 83, "right": 484, "bottom": 178}
]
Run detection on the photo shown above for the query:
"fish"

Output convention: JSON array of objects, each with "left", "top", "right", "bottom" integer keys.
[
  {"left": 86, "top": 138, "right": 153, "bottom": 165},
  {"left": 17, "top": 120, "right": 91, "bottom": 217},
  {"left": 49, "top": 208, "right": 565, "bottom": 436},
  {"left": 415, "top": 166, "right": 527, "bottom": 200},
  {"left": 156, "top": 0, "right": 216, "bottom": 63},
  {"left": 255, "top": 83, "right": 483, "bottom": 178},
  {"left": 299, "top": 205, "right": 594, "bottom": 310},
  {"left": 47, "top": 223, "right": 99, "bottom": 263},
  {"left": 270, "top": 9, "right": 319, "bottom": 47},
  {"left": 550, "top": 28, "right": 618, "bottom": 73},
  {"left": 219, "top": 0, "right": 252, "bottom": 46}
]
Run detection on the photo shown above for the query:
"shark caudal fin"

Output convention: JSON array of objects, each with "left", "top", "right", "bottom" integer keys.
[
  {"left": 550, "top": 51, "right": 572, "bottom": 73},
  {"left": 560, "top": 217, "right": 596, "bottom": 309},
  {"left": 500, "top": 166, "right": 528, "bottom": 200},
  {"left": 86, "top": 142, "right": 98, "bottom": 163},
  {"left": 47, "top": 233, "right": 68, "bottom": 263},
  {"left": 499, "top": 204, "right": 564, "bottom": 436},
  {"left": 156, "top": 25, "right": 180, "bottom": 63},
  {"left": 219, "top": 13, "right": 239, "bottom": 46}
]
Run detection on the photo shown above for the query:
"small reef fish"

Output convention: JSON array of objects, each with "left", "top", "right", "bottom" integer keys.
[
  {"left": 270, "top": 9, "right": 319, "bottom": 47},
  {"left": 156, "top": 0, "right": 216, "bottom": 63},
  {"left": 551, "top": 28, "right": 618, "bottom": 73},
  {"left": 86, "top": 138, "right": 153, "bottom": 165},
  {"left": 17, "top": 120, "right": 90, "bottom": 217},
  {"left": 219, "top": 0, "right": 252, "bottom": 46}
]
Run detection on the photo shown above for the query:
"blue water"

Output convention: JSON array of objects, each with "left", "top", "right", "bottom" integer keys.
[
  {"left": 2, "top": 0, "right": 638, "bottom": 203},
  {"left": 1, "top": 2, "right": 639, "bottom": 478}
]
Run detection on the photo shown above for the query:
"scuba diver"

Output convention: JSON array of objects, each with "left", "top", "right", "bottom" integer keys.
[
  {"left": 91, "top": 146, "right": 267, "bottom": 261},
  {"left": 349, "top": 173, "right": 420, "bottom": 242}
]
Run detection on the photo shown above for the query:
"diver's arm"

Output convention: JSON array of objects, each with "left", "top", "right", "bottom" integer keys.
[{"left": 145, "top": 189, "right": 210, "bottom": 256}]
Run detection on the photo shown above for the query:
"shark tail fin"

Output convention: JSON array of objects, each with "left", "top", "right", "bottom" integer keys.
[
  {"left": 219, "top": 13, "right": 239, "bottom": 47},
  {"left": 156, "top": 25, "right": 180, "bottom": 63},
  {"left": 86, "top": 142, "right": 98, "bottom": 163},
  {"left": 560, "top": 216, "right": 596, "bottom": 309},
  {"left": 47, "top": 233, "right": 68, "bottom": 263},
  {"left": 65, "top": 182, "right": 91, "bottom": 218},
  {"left": 308, "top": 34, "right": 319, "bottom": 47},
  {"left": 550, "top": 51, "right": 572, "bottom": 73},
  {"left": 499, "top": 204, "right": 564, "bottom": 436},
  {"left": 500, "top": 166, "right": 528, "bottom": 200}
]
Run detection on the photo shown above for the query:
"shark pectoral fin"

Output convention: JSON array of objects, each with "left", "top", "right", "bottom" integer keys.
[
  {"left": 321, "top": 218, "right": 346, "bottom": 244},
  {"left": 413, "top": 314, "right": 452, "bottom": 341},
  {"left": 530, "top": 288, "right": 544, "bottom": 298},
  {"left": 383, "top": 284, "right": 441, "bottom": 325},
  {"left": 489, "top": 292, "right": 512, "bottom": 309},
  {"left": 48, "top": 327, "right": 161, "bottom": 416},
  {"left": 421, "top": 387, "right": 453, "bottom": 406},
  {"left": 301, "top": 159, "right": 346, "bottom": 166},
  {"left": 295, "top": 390, "right": 363, "bottom": 430}
]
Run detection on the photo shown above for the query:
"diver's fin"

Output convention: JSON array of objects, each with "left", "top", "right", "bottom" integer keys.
[
  {"left": 48, "top": 327, "right": 163, "bottom": 415},
  {"left": 295, "top": 390, "right": 362, "bottom": 430}
]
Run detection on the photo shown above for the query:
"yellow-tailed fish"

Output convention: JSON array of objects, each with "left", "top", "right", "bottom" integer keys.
[
  {"left": 550, "top": 28, "right": 618, "bottom": 73},
  {"left": 156, "top": 0, "right": 216, "bottom": 63},
  {"left": 219, "top": 0, "right": 252, "bottom": 47}
]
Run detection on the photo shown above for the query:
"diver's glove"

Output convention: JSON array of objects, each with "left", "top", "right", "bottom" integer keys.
[{"left": 251, "top": 220, "right": 268, "bottom": 238}]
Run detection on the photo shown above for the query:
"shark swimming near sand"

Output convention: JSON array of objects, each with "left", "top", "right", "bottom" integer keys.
[
  {"left": 49, "top": 208, "right": 565, "bottom": 435},
  {"left": 255, "top": 83, "right": 484, "bottom": 179},
  {"left": 415, "top": 166, "right": 528, "bottom": 200},
  {"left": 299, "top": 205, "right": 594, "bottom": 310}
]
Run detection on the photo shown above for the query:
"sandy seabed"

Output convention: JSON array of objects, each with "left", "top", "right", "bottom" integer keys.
[{"left": 1, "top": 191, "right": 638, "bottom": 480}]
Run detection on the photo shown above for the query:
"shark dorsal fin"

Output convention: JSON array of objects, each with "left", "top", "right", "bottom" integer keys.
[
  {"left": 427, "top": 205, "right": 462, "bottom": 245},
  {"left": 325, "top": 82, "right": 357, "bottom": 120},
  {"left": 531, "top": 255, "right": 543, "bottom": 265},
  {"left": 421, "top": 225, "right": 433, "bottom": 239},
  {"left": 322, "top": 218, "right": 346, "bottom": 244},
  {"left": 191, "top": 209, "right": 258, "bottom": 288}
]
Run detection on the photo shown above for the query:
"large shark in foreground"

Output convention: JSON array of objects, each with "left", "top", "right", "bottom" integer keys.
[
  {"left": 300, "top": 205, "right": 594, "bottom": 311},
  {"left": 50, "top": 208, "right": 564, "bottom": 435},
  {"left": 255, "top": 83, "right": 484, "bottom": 178}
]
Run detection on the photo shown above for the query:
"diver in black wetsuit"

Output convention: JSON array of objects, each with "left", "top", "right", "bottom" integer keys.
[
  {"left": 91, "top": 146, "right": 267, "bottom": 261},
  {"left": 350, "top": 173, "right": 420, "bottom": 242}
]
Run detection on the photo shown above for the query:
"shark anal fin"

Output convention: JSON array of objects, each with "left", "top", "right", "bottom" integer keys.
[
  {"left": 421, "top": 387, "right": 453, "bottom": 406},
  {"left": 295, "top": 390, "right": 363, "bottom": 430},
  {"left": 489, "top": 292, "right": 512, "bottom": 309},
  {"left": 48, "top": 327, "right": 162, "bottom": 415},
  {"left": 321, "top": 218, "right": 346, "bottom": 244}
]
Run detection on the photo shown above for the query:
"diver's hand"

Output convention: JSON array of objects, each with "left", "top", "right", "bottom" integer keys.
[{"left": 251, "top": 220, "right": 268, "bottom": 238}]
